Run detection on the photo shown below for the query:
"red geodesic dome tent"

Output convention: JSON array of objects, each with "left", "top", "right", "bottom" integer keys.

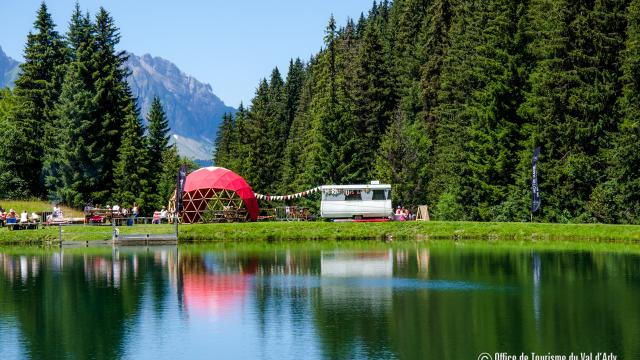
[{"left": 178, "top": 167, "right": 258, "bottom": 223}]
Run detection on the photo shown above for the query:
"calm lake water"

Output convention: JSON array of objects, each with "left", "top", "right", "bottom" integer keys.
[{"left": 0, "top": 243, "right": 639, "bottom": 360}]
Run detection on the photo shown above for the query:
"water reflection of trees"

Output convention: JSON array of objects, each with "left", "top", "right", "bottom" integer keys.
[
  {"left": 0, "top": 249, "right": 174, "bottom": 360},
  {"left": 1, "top": 247, "right": 639, "bottom": 360}
]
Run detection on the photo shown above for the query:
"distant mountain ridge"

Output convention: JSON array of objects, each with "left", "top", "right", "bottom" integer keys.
[
  {"left": 0, "top": 46, "right": 20, "bottom": 88},
  {"left": 125, "top": 53, "right": 236, "bottom": 148},
  {"left": 0, "top": 46, "right": 234, "bottom": 161}
]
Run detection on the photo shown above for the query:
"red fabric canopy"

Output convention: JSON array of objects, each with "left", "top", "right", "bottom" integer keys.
[{"left": 184, "top": 167, "right": 258, "bottom": 221}]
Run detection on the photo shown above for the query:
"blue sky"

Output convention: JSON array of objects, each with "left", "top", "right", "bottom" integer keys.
[{"left": 0, "top": 0, "right": 373, "bottom": 107}]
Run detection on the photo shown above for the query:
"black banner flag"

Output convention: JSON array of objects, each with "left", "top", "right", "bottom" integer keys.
[
  {"left": 531, "top": 147, "right": 541, "bottom": 213},
  {"left": 176, "top": 165, "right": 187, "bottom": 213}
]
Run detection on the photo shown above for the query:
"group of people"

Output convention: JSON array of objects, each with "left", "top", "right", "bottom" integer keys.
[
  {"left": 152, "top": 206, "right": 169, "bottom": 224},
  {"left": 0, "top": 206, "right": 40, "bottom": 226},
  {"left": 83, "top": 203, "right": 139, "bottom": 218},
  {"left": 394, "top": 206, "right": 414, "bottom": 221}
]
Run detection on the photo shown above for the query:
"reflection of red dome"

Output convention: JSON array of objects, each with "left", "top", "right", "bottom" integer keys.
[
  {"left": 181, "top": 167, "right": 258, "bottom": 222},
  {"left": 183, "top": 273, "right": 249, "bottom": 316}
]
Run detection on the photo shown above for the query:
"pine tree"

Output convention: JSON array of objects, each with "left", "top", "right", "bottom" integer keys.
[
  {"left": 112, "top": 95, "right": 151, "bottom": 211},
  {"left": 8, "top": 2, "right": 66, "bottom": 196},
  {"left": 147, "top": 96, "right": 170, "bottom": 176},
  {"left": 266, "top": 67, "right": 288, "bottom": 189},
  {"left": 145, "top": 96, "right": 171, "bottom": 210},
  {"left": 213, "top": 112, "right": 235, "bottom": 168},
  {"left": 374, "top": 111, "right": 430, "bottom": 208},
  {"left": 92, "top": 7, "right": 130, "bottom": 204},
  {"left": 67, "top": 3, "right": 93, "bottom": 59},
  {"left": 156, "top": 144, "right": 182, "bottom": 209},
  {"left": 351, "top": 14, "right": 396, "bottom": 183},
  {"left": 300, "top": 16, "right": 340, "bottom": 186},
  {"left": 284, "top": 58, "right": 306, "bottom": 136},
  {"left": 465, "top": 0, "right": 526, "bottom": 220},
  {"left": 241, "top": 80, "right": 269, "bottom": 191},
  {"left": 282, "top": 63, "right": 314, "bottom": 192},
  {"left": 605, "top": 0, "right": 640, "bottom": 223},
  {"left": 227, "top": 103, "right": 250, "bottom": 176},
  {"left": 46, "top": 61, "right": 102, "bottom": 207},
  {"left": 0, "top": 88, "right": 28, "bottom": 198},
  {"left": 429, "top": 0, "right": 485, "bottom": 219},
  {"left": 518, "top": 0, "right": 626, "bottom": 222}
]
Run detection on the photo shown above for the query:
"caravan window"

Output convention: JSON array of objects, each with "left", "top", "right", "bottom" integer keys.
[
  {"left": 372, "top": 190, "right": 386, "bottom": 200},
  {"left": 345, "top": 190, "right": 362, "bottom": 201},
  {"left": 323, "top": 192, "right": 345, "bottom": 201}
]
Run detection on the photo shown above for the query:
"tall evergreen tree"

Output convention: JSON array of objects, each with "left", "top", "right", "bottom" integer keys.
[
  {"left": 8, "top": 2, "right": 66, "bottom": 196},
  {"left": 0, "top": 88, "right": 28, "bottom": 198},
  {"left": 91, "top": 7, "right": 130, "bottom": 204},
  {"left": 45, "top": 61, "right": 101, "bottom": 207},
  {"left": 146, "top": 96, "right": 171, "bottom": 176},
  {"left": 605, "top": 0, "right": 640, "bottom": 223},
  {"left": 213, "top": 112, "right": 235, "bottom": 168},
  {"left": 157, "top": 143, "right": 182, "bottom": 209},
  {"left": 373, "top": 111, "right": 430, "bottom": 208},
  {"left": 112, "top": 95, "right": 151, "bottom": 211},
  {"left": 429, "top": 0, "right": 485, "bottom": 219},
  {"left": 227, "top": 103, "right": 250, "bottom": 176},
  {"left": 284, "top": 58, "right": 306, "bottom": 136},
  {"left": 242, "top": 79, "right": 271, "bottom": 192},
  {"left": 145, "top": 96, "right": 171, "bottom": 210},
  {"left": 351, "top": 15, "right": 396, "bottom": 183},
  {"left": 465, "top": 0, "right": 526, "bottom": 220},
  {"left": 518, "top": 0, "right": 626, "bottom": 222},
  {"left": 300, "top": 16, "right": 340, "bottom": 186},
  {"left": 281, "top": 62, "right": 314, "bottom": 192}
]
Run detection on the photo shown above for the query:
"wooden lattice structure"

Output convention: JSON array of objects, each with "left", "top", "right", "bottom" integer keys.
[{"left": 169, "top": 188, "right": 250, "bottom": 223}]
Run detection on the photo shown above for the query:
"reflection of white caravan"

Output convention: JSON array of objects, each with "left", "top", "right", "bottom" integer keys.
[
  {"left": 320, "top": 183, "right": 393, "bottom": 219},
  {"left": 321, "top": 250, "right": 393, "bottom": 277}
]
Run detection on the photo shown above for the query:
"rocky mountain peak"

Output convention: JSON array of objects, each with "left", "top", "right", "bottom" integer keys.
[
  {"left": 125, "top": 52, "right": 236, "bottom": 147},
  {"left": 0, "top": 46, "right": 20, "bottom": 88}
]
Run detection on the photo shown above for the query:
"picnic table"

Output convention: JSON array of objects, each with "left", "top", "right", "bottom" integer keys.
[
  {"left": 286, "top": 206, "right": 310, "bottom": 221},
  {"left": 84, "top": 209, "right": 127, "bottom": 224}
]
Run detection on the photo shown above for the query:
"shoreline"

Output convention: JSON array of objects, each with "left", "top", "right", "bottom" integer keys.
[{"left": 1, "top": 221, "right": 640, "bottom": 249}]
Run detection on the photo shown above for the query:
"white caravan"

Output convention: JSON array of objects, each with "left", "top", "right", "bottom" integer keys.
[{"left": 320, "top": 183, "right": 393, "bottom": 219}]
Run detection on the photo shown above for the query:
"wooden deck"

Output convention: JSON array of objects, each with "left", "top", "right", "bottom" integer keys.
[{"left": 114, "top": 233, "right": 178, "bottom": 246}]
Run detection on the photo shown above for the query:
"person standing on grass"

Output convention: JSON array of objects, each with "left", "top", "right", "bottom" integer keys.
[
  {"left": 160, "top": 206, "right": 168, "bottom": 223},
  {"left": 132, "top": 203, "right": 139, "bottom": 219}
]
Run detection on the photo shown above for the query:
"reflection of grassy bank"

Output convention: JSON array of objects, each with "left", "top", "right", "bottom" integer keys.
[
  {"left": 4, "top": 238, "right": 640, "bottom": 254},
  {"left": 2, "top": 221, "right": 640, "bottom": 246},
  {"left": 177, "top": 239, "right": 640, "bottom": 255}
]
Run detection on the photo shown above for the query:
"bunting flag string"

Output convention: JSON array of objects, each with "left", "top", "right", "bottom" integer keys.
[{"left": 254, "top": 186, "right": 321, "bottom": 201}]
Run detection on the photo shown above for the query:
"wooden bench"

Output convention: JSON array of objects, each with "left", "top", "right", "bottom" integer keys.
[{"left": 7, "top": 223, "right": 39, "bottom": 230}]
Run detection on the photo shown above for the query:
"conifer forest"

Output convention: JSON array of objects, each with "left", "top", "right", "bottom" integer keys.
[
  {"left": 2, "top": 0, "right": 640, "bottom": 223},
  {"left": 0, "top": 4, "right": 191, "bottom": 214},
  {"left": 214, "top": 0, "right": 640, "bottom": 224}
]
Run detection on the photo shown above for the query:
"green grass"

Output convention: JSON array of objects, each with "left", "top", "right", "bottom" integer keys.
[
  {"left": 2, "top": 221, "right": 640, "bottom": 249},
  {"left": 177, "top": 221, "right": 640, "bottom": 242},
  {"left": 0, "top": 199, "right": 83, "bottom": 217}
]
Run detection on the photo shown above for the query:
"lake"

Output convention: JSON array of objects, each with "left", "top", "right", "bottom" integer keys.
[{"left": 0, "top": 243, "right": 639, "bottom": 360}]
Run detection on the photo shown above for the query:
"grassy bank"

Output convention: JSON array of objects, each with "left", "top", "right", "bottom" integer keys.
[
  {"left": 0, "top": 200, "right": 83, "bottom": 217},
  {"left": 2, "top": 220, "right": 640, "bottom": 246},
  {"left": 177, "top": 221, "right": 640, "bottom": 242}
]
